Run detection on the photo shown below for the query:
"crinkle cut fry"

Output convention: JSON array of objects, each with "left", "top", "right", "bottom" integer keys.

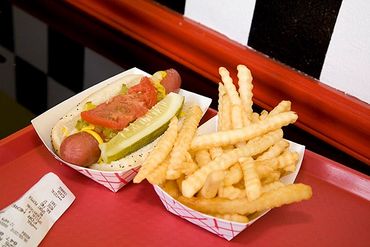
[
  {"left": 237, "top": 64, "right": 253, "bottom": 121},
  {"left": 240, "top": 157, "right": 262, "bottom": 201},
  {"left": 219, "top": 67, "right": 246, "bottom": 129},
  {"left": 261, "top": 181, "right": 285, "bottom": 194},
  {"left": 223, "top": 163, "right": 243, "bottom": 186},
  {"left": 255, "top": 150, "right": 298, "bottom": 179},
  {"left": 133, "top": 117, "right": 178, "bottom": 183},
  {"left": 255, "top": 159, "right": 279, "bottom": 178},
  {"left": 262, "top": 171, "right": 281, "bottom": 185},
  {"left": 181, "top": 161, "right": 199, "bottom": 176},
  {"left": 209, "top": 147, "right": 223, "bottom": 160},
  {"left": 218, "top": 84, "right": 232, "bottom": 131},
  {"left": 167, "top": 105, "right": 203, "bottom": 179},
  {"left": 217, "top": 83, "right": 225, "bottom": 131},
  {"left": 277, "top": 151, "right": 299, "bottom": 170},
  {"left": 256, "top": 139, "right": 289, "bottom": 160},
  {"left": 231, "top": 104, "right": 245, "bottom": 129},
  {"left": 182, "top": 129, "right": 283, "bottom": 198},
  {"left": 194, "top": 149, "right": 211, "bottom": 167},
  {"left": 251, "top": 112, "right": 260, "bottom": 123},
  {"left": 269, "top": 100, "right": 291, "bottom": 116},
  {"left": 178, "top": 183, "right": 312, "bottom": 215},
  {"left": 219, "top": 67, "right": 241, "bottom": 106},
  {"left": 199, "top": 170, "right": 225, "bottom": 199},
  {"left": 146, "top": 160, "right": 169, "bottom": 185},
  {"left": 259, "top": 110, "right": 268, "bottom": 121},
  {"left": 218, "top": 185, "right": 246, "bottom": 200},
  {"left": 191, "top": 111, "right": 297, "bottom": 151}
]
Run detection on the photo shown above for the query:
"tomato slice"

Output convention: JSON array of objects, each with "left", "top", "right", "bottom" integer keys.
[
  {"left": 128, "top": 77, "right": 158, "bottom": 108},
  {"left": 81, "top": 77, "right": 157, "bottom": 130}
]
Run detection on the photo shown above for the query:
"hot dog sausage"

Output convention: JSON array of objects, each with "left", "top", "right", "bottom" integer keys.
[
  {"left": 161, "top": 69, "right": 182, "bottom": 93},
  {"left": 60, "top": 132, "right": 101, "bottom": 167}
]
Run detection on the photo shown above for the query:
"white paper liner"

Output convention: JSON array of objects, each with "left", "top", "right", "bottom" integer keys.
[
  {"left": 153, "top": 115, "right": 305, "bottom": 240},
  {"left": 31, "top": 68, "right": 212, "bottom": 192}
]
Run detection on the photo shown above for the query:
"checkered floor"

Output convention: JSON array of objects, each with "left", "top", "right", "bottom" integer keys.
[{"left": 0, "top": 3, "right": 125, "bottom": 117}]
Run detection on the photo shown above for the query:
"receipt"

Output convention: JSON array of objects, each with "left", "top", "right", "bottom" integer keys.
[{"left": 0, "top": 173, "right": 75, "bottom": 246}]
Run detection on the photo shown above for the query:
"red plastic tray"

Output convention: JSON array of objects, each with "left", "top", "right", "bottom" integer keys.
[{"left": 1, "top": 110, "right": 369, "bottom": 246}]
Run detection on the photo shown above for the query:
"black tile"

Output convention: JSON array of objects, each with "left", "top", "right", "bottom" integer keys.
[
  {"left": 154, "top": 0, "right": 186, "bottom": 14},
  {"left": 48, "top": 27, "right": 84, "bottom": 92},
  {"left": 0, "top": 90, "right": 35, "bottom": 138},
  {"left": 0, "top": 53, "right": 6, "bottom": 63},
  {"left": 0, "top": 0, "right": 14, "bottom": 51},
  {"left": 248, "top": 0, "right": 343, "bottom": 79},
  {"left": 15, "top": 56, "right": 47, "bottom": 115}
]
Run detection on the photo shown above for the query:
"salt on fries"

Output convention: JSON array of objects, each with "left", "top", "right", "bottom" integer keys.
[{"left": 134, "top": 65, "right": 312, "bottom": 225}]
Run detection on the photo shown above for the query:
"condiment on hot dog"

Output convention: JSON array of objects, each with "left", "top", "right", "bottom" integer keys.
[{"left": 53, "top": 69, "right": 183, "bottom": 167}]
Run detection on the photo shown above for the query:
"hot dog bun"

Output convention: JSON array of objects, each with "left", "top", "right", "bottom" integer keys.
[
  {"left": 51, "top": 70, "right": 184, "bottom": 171},
  {"left": 51, "top": 74, "right": 143, "bottom": 156}
]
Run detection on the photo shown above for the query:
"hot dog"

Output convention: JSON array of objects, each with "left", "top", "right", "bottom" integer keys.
[{"left": 52, "top": 69, "right": 182, "bottom": 168}]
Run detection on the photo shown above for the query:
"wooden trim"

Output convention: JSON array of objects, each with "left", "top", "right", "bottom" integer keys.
[{"left": 56, "top": 0, "right": 368, "bottom": 164}]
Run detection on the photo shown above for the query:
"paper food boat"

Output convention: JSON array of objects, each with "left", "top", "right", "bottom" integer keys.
[
  {"left": 153, "top": 116, "right": 305, "bottom": 240},
  {"left": 31, "top": 68, "right": 212, "bottom": 192}
]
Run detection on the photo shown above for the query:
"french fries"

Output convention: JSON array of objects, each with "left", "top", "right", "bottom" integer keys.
[
  {"left": 223, "top": 163, "right": 243, "bottom": 186},
  {"left": 236, "top": 64, "right": 253, "bottom": 125},
  {"left": 199, "top": 170, "right": 225, "bottom": 199},
  {"left": 178, "top": 183, "right": 312, "bottom": 215},
  {"left": 240, "top": 157, "right": 262, "bottom": 201},
  {"left": 166, "top": 105, "right": 203, "bottom": 179},
  {"left": 134, "top": 65, "right": 312, "bottom": 226},
  {"left": 190, "top": 112, "right": 297, "bottom": 150}
]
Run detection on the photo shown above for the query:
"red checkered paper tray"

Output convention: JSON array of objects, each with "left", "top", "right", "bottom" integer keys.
[
  {"left": 153, "top": 115, "right": 305, "bottom": 241},
  {"left": 31, "top": 68, "right": 212, "bottom": 192}
]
